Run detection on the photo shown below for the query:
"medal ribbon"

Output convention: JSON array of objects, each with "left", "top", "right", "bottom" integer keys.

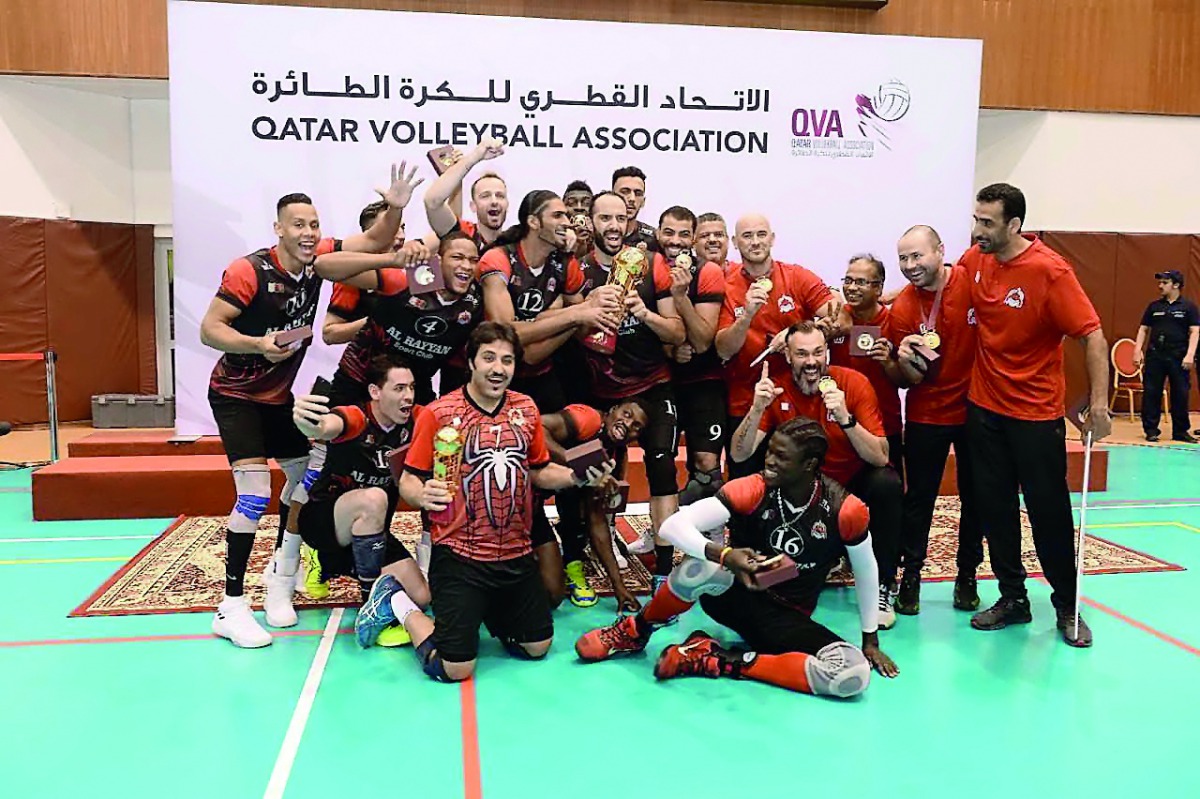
[{"left": 921, "top": 266, "right": 949, "bottom": 334}]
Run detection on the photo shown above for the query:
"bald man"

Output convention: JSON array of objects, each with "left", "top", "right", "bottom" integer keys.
[{"left": 716, "top": 214, "right": 844, "bottom": 478}]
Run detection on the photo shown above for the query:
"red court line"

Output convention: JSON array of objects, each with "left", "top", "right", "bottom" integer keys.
[
  {"left": 460, "top": 677, "right": 483, "bottom": 799},
  {"left": 1081, "top": 597, "right": 1200, "bottom": 657},
  {"left": 0, "top": 626, "right": 356, "bottom": 649},
  {"left": 0, "top": 353, "right": 43, "bottom": 361}
]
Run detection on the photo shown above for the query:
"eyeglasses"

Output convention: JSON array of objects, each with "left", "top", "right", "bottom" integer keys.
[{"left": 842, "top": 277, "right": 882, "bottom": 288}]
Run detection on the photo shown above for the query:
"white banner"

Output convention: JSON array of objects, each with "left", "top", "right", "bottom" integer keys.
[{"left": 168, "top": 0, "right": 981, "bottom": 435}]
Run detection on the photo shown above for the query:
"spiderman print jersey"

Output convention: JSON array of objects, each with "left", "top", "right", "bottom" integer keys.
[{"left": 406, "top": 387, "right": 551, "bottom": 562}]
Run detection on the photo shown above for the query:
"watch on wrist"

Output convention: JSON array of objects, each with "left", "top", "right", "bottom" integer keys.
[{"left": 838, "top": 414, "right": 858, "bottom": 430}]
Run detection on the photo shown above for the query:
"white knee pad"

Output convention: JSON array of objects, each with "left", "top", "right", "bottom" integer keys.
[
  {"left": 666, "top": 556, "right": 734, "bottom": 603},
  {"left": 285, "top": 442, "right": 326, "bottom": 505},
  {"left": 278, "top": 455, "right": 309, "bottom": 505},
  {"left": 229, "top": 464, "right": 272, "bottom": 534},
  {"left": 806, "top": 641, "right": 871, "bottom": 698}
]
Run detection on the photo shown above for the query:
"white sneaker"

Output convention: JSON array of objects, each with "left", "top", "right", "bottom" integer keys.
[
  {"left": 877, "top": 583, "right": 897, "bottom": 631},
  {"left": 213, "top": 596, "right": 273, "bottom": 648},
  {"left": 264, "top": 570, "right": 299, "bottom": 628},
  {"left": 625, "top": 527, "right": 656, "bottom": 555},
  {"left": 609, "top": 528, "right": 629, "bottom": 570}
]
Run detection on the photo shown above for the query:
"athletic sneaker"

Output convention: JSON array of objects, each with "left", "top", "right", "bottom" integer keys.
[
  {"left": 376, "top": 622, "right": 412, "bottom": 648},
  {"left": 894, "top": 570, "right": 920, "bottom": 616},
  {"left": 300, "top": 545, "right": 330, "bottom": 600},
  {"left": 263, "top": 565, "right": 299, "bottom": 628},
  {"left": 575, "top": 614, "right": 651, "bottom": 662},
  {"left": 355, "top": 574, "right": 400, "bottom": 648},
  {"left": 625, "top": 527, "right": 655, "bottom": 555},
  {"left": 213, "top": 596, "right": 272, "bottom": 648},
  {"left": 565, "top": 560, "right": 598, "bottom": 607},
  {"left": 953, "top": 575, "right": 980, "bottom": 611},
  {"left": 877, "top": 583, "right": 896, "bottom": 630},
  {"left": 654, "top": 630, "right": 735, "bottom": 680},
  {"left": 1056, "top": 609, "right": 1093, "bottom": 648},
  {"left": 971, "top": 596, "right": 1033, "bottom": 630}
]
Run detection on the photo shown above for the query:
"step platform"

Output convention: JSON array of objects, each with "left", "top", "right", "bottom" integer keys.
[{"left": 34, "top": 431, "right": 1106, "bottom": 521}]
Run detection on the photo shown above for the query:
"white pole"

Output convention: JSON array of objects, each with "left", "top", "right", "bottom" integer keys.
[
  {"left": 44, "top": 349, "right": 60, "bottom": 464},
  {"left": 1073, "top": 430, "right": 1094, "bottom": 639}
]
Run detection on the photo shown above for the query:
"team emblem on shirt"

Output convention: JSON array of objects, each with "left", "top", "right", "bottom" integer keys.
[
  {"left": 408, "top": 296, "right": 427, "bottom": 309},
  {"left": 457, "top": 311, "right": 472, "bottom": 325},
  {"left": 811, "top": 520, "right": 827, "bottom": 540},
  {"left": 547, "top": 277, "right": 556, "bottom": 293},
  {"left": 967, "top": 308, "right": 977, "bottom": 325},
  {"left": 508, "top": 407, "right": 526, "bottom": 427},
  {"left": 777, "top": 295, "right": 796, "bottom": 314},
  {"left": 734, "top": 307, "right": 745, "bottom": 319},
  {"left": 1003, "top": 288, "right": 1026, "bottom": 309}
]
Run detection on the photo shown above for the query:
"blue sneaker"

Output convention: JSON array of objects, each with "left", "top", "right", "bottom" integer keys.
[
  {"left": 651, "top": 574, "right": 680, "bottom": 627},
  {"left": 355, "top": 574, "right": 401, "bottom": 648}
]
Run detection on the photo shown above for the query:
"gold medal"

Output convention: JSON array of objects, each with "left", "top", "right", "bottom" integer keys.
[
  {"left": 753, "top": 278, "right": 772, "bottom": 293},
  {"left": 856, "top": 333, "right": 875, "bottom": 351},
  {"left": 923, "top": 331, "right": 941, "bottom": 350},
  {"left": 571, "top": 213, "right": 588, "bottom": 230},
  {"left": 817, "top": 377, "right": 836, "bottom": 393},
  {"left": 674, "top": 253, "right": 692, "bottom": 269}
]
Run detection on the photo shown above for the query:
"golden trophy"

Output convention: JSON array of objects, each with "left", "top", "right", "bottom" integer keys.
[
  {"left": 581, "top": 246, "right": 649, "bottom": 355},
  {"left": 429, "top": 426, "right": 462, "bottom": 524}
]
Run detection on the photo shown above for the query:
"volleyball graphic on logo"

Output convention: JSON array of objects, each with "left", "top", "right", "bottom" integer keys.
[{"left": 873, "top": 80, "right": 910, "bottom": 122}]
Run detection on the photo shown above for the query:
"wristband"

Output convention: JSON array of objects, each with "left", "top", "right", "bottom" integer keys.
[{"left": 718, "top": 546, "right": 733, "bottom": 567}]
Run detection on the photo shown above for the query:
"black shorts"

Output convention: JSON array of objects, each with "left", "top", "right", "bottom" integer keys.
[
  {"left": 296, "top": 496, "right": 411, "bottom": 579},
  {"left": 676, "top": 379, "right": 727, "bottom": 456},
  {"left": 429, "top": 545, "right": 553, "bottom": 663},
  {"left": 600, "top": 383, "right": 679, "bottom": 496},
  {"left": 511, "top": 371, "right": 567, "bottom": 414},
  {"left": 699, "top": 583, "right": 842, "bottom": 656},
  {"left": 209, "top": 392, "right": 310, "bottom": 464}
]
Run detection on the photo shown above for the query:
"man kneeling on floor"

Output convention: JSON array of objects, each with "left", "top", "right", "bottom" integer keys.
[
  {"left": 357, "top": 322, "right": 612, "bottom": 681},
  {"left": 286, "top": 353, "right": 431, "bottom": 648},
  {"left": 575, "top": 417, "right": 899, "bottom": 697}
]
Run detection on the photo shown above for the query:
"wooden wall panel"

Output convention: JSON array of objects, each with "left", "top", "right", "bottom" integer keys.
[{"left": 1, "top": 0, "right": 1198, "bottom": 114}]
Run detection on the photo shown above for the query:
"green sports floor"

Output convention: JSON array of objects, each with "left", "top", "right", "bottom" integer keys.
[{"left": 2, "top": 444, "right": 1197, "bottom": 799}]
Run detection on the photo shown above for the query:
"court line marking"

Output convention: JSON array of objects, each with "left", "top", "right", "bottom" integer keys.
[
  {"left": 1090, "top": 521, "right": 1200, "bottom": 535},
  {"left": 0, "top": 627, "right": 356, "bottom": 649},
  {"left": 263, "top": 608, "right": 344, "bottom": 799},
  {"left": 0, "top": 556, "right": 128, "bottom": 565},
  {"left": 0, "top": 487, "right": 31, "bottom": 493},
  {"left": 1081, "top": 596, "right": 1199, "bottom": 657},
  {"left": 460, "top": 678, "right": 483, "bottom": 799},
  {"left": 0, "top": 535, "right": 156, "bottom": 544}
]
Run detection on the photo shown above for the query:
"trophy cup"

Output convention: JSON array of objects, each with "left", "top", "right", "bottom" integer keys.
[
  {"left": 429, "top": 426, "right": 463, "bottom": 524},
  {"left": 581, "top": 246, "right": 649, "bottom": 355}
]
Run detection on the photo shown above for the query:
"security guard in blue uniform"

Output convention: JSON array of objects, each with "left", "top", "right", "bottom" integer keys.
[{"left": 1134, "top": 270, "right": 1199, "bottom": 442}]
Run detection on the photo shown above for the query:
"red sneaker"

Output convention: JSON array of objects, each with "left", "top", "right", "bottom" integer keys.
[
  {"left": 575, "top": 615, "right": 650, "bottom": 662},
  {"left": 653, "top": 630, "right": 733, "bottom": 680}
]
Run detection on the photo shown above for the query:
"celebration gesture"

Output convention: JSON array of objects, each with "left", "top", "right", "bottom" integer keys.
[
  {"left": 752, "top": 362, "right": 784, "bottom": 412},
  {"left": 377, "top": 160, "right": 424, "bottom": 209}
]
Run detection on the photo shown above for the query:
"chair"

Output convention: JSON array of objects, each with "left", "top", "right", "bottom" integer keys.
[{"left": 1110, "top": 338, "right": 1169, "bottom": 422}]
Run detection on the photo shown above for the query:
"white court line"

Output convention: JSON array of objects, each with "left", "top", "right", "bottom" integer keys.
[
  {"left": 0, "top": 535, "right": 157, "bottom": 544},
  {"left": 263, "top": 607, "right": 343, "bottom": 799},
  {"left": 1073, "top": 502, "right": 1200, "bottom": 512}
]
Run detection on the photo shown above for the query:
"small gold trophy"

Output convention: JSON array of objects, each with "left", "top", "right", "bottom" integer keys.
[
  {"left": 429, "top": 426, "right": 463, "bottom": 523},
  {"left": 582, "top": 246, "right": 649, "bottom": 355}
]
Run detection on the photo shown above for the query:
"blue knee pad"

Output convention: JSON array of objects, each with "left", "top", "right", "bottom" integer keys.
[
  {"left": 416, "top": 637, "right": 453, "bottom": 682},
  {"left": 229, "top": 465, "right": 271, "bottom": 534},
  {"left": 500, "top": 637, "right": 546, "bottom": 660}
]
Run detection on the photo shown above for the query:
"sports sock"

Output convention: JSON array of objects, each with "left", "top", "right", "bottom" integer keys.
[
  {"left": 391, "top": 589, "right": 418, "bottom": 624},
  {"left": 351, "top": 533, "right": 386, "bottom": 601},
  {"left": 640, "top": 581, "right": 694, "bottom": 629},
  {"left": 225, "top": 530, "right": 255, "bottom": 597},
  {"left": 740, "top": 652, "right": 814, "bottom": 694},
  {"left": 276, "top": 503, "right": 290, "bottom": 550},
  {"left": 654, "top": 544, "right": 674, "bottom": 576},
  {"left": 277, "top": 531, "right": 303, "bottom": 576}
]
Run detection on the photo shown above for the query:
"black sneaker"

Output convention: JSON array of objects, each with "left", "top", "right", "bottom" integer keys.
[
  {"left": 1146, "top": 432, "right": 1161, "bottom": 442},
  {"left": 895, "top": 570, "right": 920, "bottom": 615},
  {"left": 1172, "top": 433, "right": 1197, "bottom": 444},
  {"left": 1056, "top": 609, "right": 1094, "bottom": 647},
  {"left": 952, "top": 575, "right": 980, "bottom": 611},
  {"left": 970, "top": 596, "right": 1032, "bottom": 630}
]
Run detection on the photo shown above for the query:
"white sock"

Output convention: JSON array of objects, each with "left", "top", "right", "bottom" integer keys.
[
  {"left": 277, "top": 532, "right": 303, "bottom": 576},
  {"left": 220, "top": 594, "right": 247, "bottom": 609},
  {"left": 390, "top": 590, "right": 418, "bottom": 625}
]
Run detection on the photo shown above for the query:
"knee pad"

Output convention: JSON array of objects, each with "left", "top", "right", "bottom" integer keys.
[
  {"left": 278, "top": 454, "right": 311, "bottom": 505},
  {"left": 289, "top": 443, "right": 327, "bottom": 505},
  {"left": 806, "top": 641, "right": 871, "bottom": 698},
  {"left": 415, "top": 638, "right": 454, "bottom": 683},
  {"left": 645, "top": 450, "right": 680, "bottom": 497},
  {"left": 500, "top": 637, "right": 547, "bottom": 660},
  {"left": 679, "top": 468, "right": 724, "bottom": 506},
  {"left": 667, "top": 555, "right": 734, "bottom": 603},
  {"left": 229, "top": 465, "right": 271, "bottom": 534}
]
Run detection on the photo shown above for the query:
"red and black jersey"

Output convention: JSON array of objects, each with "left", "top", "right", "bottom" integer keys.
[
  {"left": 452, "top": 219, "right": 490, "bottom": 252},
  {"left": 579, "top": 251, "right": 674, "bottom": 399},
  {"left": 669, "top": 256, "right": 727, "bottom": 385},
  {"left": 406, "top": 388, "right": 550, "bottom": 562},
  {"left": 328, "top": 283, "right": 377, "bottom": 322},
  {"left": 307, "top": 403, "right": 422, "bottom": 504},
  {"left": 718, "top": 474, "right": 870, "bottom": 614},
  {"left": 477, "top": 243, "right": 585, "bottom": 377},
  {"left": 624, "top": 221, "right": 660, "bottom": 254},
  {"left": 336, "top": 268, "right": 483, "bottom": 387},
  {"left": 208, "top": 238, "right": 340, "bottom": 404}
]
